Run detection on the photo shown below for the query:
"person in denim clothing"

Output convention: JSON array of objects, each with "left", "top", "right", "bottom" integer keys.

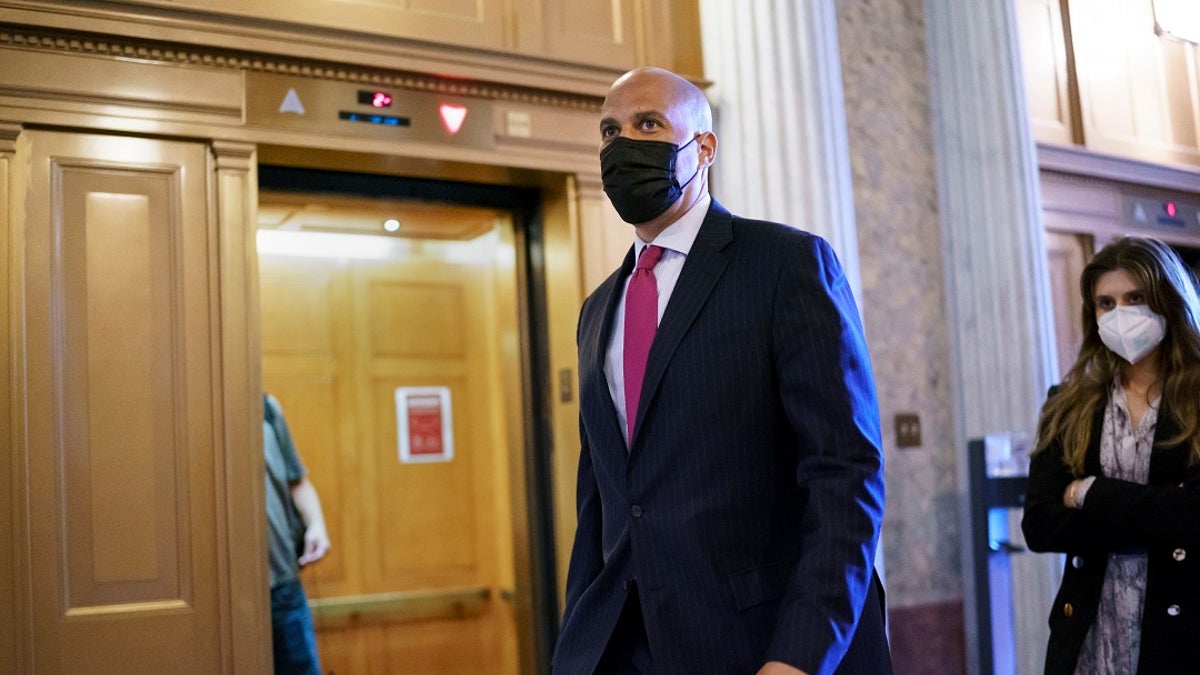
[{"left": 264, "top": 393, "right": 331, "bottom": 675}]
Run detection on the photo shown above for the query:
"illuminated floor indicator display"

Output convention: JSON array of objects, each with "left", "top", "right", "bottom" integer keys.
[
  {"left": 338, "top": 111, "right": 411, "bottom": 126},
  {"left": 249, "top": 73, "right": 493, "bottom": 146}
]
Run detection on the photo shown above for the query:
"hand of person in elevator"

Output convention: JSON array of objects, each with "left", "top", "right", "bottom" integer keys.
[
  {"left": 291, "top": 476, "right": 331, "bottom": 566},
  {"left": 298, "top": 521, "right": 331, "bottom": 567}
]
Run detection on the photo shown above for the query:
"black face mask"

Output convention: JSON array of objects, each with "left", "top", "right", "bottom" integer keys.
[{"left": 600, "top": 135, "right": 700, "bottom": 224}]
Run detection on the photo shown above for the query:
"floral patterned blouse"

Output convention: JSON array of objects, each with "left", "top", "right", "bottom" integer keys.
[{"left": 1073, "top": 379, "right": 1158, "bottom": 675}]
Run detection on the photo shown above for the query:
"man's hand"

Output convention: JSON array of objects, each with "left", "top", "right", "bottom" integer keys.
[
  {"left": 290, "top": 477, "right": 330, "bottom": 566},
  {"left": 757, "top": 661, "right": 807, "bottom": 675},
  {"left": 298, "top": 523, "right": 330, "bottom": 566}
]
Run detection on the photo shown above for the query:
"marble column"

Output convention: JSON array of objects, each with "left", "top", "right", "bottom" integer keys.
[
  {"left": 923, "top": 1, "right": 1060, "bottom": 673},
  {"left": 698, "top": 0, "right": 862, "bottom": 300},
  {"left": 697, "top": 0, "right": 894, "bottom": 628}
]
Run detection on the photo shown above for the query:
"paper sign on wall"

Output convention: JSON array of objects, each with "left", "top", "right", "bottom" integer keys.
[{"left": 395, "top": 387, "right": 454, "bottom": 463}]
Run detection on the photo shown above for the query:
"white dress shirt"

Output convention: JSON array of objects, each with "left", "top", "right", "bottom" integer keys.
[{"left": 605, "top": 194, "right": 712, "bottom": 445}]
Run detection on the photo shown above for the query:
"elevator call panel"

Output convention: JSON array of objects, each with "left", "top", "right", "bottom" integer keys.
[{"left": 245, "top": 71, "right": 494, "bottom": 149}]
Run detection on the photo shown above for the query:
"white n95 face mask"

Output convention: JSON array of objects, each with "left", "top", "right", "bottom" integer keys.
[{"left": 1097, "top": 305, "right": 1166, "bottom": 364}]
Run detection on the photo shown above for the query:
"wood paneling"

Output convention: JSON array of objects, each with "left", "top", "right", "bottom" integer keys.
[
  {"left": 260, "top": 262, "right": 356, "bottom": 598},
  {"left": 544, "top": 0, "right": 638, "bottom": 70},
  {"left": 372, "top": 376, "right": 480, "bottom": 577},
  {"left": 1044, "top": 230, "right": 1091, "bottom": 378},
  {"left": 17, "top": 130, "right": 234, "bottom": 673},
  {"left": 260, "top": 205, "right": 521, "bottom": 674},
  {"left": 1067, "top": 0, "right": 1200, "bottom": 167},
  {"left": 0, "top": 47, "right": 242, "bottom": 126},
  {"left": 118, "top": 0, "right": 509, "bottom": 51},
  {"left": 1016, "top": 0, "right": 1076, "bottom": 144},
  {"left": 211, "top": 139, "right": 273, "bottom": 675},
  {"left": 0, "top": 124, "right": 19, "bottom": 673},
  {"left": 368, "top": 282, "right": 467, "bottom": 358},
  {"left": 62, "top": 183, "right": 184, "bottom": 608},
  {"left": 13, "top": 0, "right": 704, "bottom": 77}
]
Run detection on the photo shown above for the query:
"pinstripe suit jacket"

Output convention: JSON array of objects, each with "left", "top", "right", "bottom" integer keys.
[{"left": 553, "top": 202, "right": 891, "bottom": 675}]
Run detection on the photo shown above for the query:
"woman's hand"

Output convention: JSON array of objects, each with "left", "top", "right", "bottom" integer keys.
[{"left": 1062, "top": 479, "right": 1086, "bottom": 509}]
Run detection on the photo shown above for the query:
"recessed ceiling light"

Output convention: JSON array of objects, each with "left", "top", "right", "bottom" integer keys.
[{"left": 383, "top": 218, "right": 401, "bottom": 232}]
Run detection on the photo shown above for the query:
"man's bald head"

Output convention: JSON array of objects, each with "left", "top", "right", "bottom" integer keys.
[
  {"left": 597, "top": 67, "right": 717, "bottom": 236},
  {"left": 603, "top": 67, "right": 713, "bottom": 137}
]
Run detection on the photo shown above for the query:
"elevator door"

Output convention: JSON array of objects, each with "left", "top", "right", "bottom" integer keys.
[
  {"left": 1044, "top": 230, "right": 1092, "bottom": 379},
  {"left": 258, "top": 192, "right": 525, "bottom": 674}
]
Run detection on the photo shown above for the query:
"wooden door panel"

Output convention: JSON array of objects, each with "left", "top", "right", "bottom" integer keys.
[
  {"left": 20, "top": 131, "right": 227, "bottom": 672},
  {"left": 1045, "top": 230, "right": 1091, "bottom": 379},
  {"left": 120, "top": 0, "right": 510, "bottom": 51},
  {"left": 372, "top": 377, "right": 481, "bottom": 580},
  {"left": 1068, "top": 0, "right": 1200, "bottom": 166},
  {"left": 544, "top": 0, "right": 639, "bottom": 69},
  {"left": 260, "top": 263, "right": 358, "bottom": 596},
  {"left": 380, "top": 615, "right": 496, "bottom": 674},
  {"left": 60, "top": 175, "right": 187, "bottom": 609},
  {"left": 261, "top": 275, "right": 338, "bottom": 356},
  {"left": 1016, "top": 0, "right": 1075, "bottom": 144},
  {"left": 274, "top": 373, "right": 353, "bottom": 588},
  {"left": 366, "top": 281, "right": 468, "bottom": 358}
]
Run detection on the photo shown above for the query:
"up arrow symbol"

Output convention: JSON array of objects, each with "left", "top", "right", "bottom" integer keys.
[{"left": 279, "top": 89, "right": 306, "bottom": 115}]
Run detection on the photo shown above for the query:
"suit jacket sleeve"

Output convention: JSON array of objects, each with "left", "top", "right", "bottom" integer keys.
[
  {"left": 561, "top": 418, "right": 603, "bottom": 624},
  {"left": 766, "top": 235, "right": 886, "bottom": 674},
  {"left": 560, "top": 299, "right": 605, "bottom": 626}
]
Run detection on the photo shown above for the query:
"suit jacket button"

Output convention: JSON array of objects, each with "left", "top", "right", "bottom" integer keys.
[
  {"left": 1063, "top": 603, "right": 1073, "bottom": 618},
  {"left": 1173, "top": 548, "right": 1187, "bottom": 562},
  {"left": 1167, "top": 604, "right": 1181, "bottom": 617},
  {"left": 630, "top": 505, "right": 643, "bottom": 518},
  {"left": 1071, "top": 556, "right": 1084, "bottom": 568}
]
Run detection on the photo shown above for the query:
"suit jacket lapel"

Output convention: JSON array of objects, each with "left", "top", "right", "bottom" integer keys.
[
  {"left": 631, "top": 201, "right": 734, "bottom": 448},
  {"left": 591, "top": 246, "right": 636, "bottom": 446}
]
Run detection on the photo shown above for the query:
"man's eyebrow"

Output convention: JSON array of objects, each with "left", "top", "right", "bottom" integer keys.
[{"left": 599, "top": 110, "right": 667, "bottom": 128}]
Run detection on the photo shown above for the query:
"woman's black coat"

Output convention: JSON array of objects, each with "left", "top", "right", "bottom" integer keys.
[{"left": 1022, "top": 396, "right": 1200, "bottom": 675}]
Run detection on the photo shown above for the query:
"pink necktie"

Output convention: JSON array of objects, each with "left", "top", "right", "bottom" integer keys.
[{"left": 624, "top": 245, "right": 664, "bottom": 444}]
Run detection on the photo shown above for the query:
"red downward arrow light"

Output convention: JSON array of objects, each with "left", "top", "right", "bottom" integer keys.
[{"left": 439, "top": 104, "right": 468, "bottom": 134}]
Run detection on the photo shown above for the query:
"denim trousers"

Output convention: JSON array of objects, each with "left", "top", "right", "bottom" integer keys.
[{"left": 270, "top": 579, "right": 322, "bottom": 675}]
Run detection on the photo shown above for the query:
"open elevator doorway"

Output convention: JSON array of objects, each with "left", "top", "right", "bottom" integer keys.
[{"left": 256, "top": 164, "right": 559, "bottom": 675}]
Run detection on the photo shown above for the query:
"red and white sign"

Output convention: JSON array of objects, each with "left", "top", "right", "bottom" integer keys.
[{"left": 395, "top": 387, "right": 454, "bottom": 463}]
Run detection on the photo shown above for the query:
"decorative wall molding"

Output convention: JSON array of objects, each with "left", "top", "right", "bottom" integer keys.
[
  {"left": 1039, "top": 142, "right": 1200, "bottom": 195},
  {"left": 211, "top": 141, "right": 255, "bottom": 172},
  {"left": 0, "top": 122, "right": 20, "bottom": 151},
  {"left": 0, "top": 25, "right": 603, "bottom": 112}
]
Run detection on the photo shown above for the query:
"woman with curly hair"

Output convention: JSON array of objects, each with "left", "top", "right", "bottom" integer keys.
[{"left": 1022, "top": 236, "right": 1200, "bottom": 674}]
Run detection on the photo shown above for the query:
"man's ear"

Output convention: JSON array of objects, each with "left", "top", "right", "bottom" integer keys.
[{"left": 697, "top": 131, "right": 718, "bottom": 168}]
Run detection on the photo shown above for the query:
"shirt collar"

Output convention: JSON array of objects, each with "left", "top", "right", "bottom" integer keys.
[{"left": 633, "top": 193, "right": 711, "bottom": 257}]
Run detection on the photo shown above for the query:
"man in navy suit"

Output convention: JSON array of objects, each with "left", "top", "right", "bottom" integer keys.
[{"left": 552, "top": 68, "right": 892, "bottom": 675}]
